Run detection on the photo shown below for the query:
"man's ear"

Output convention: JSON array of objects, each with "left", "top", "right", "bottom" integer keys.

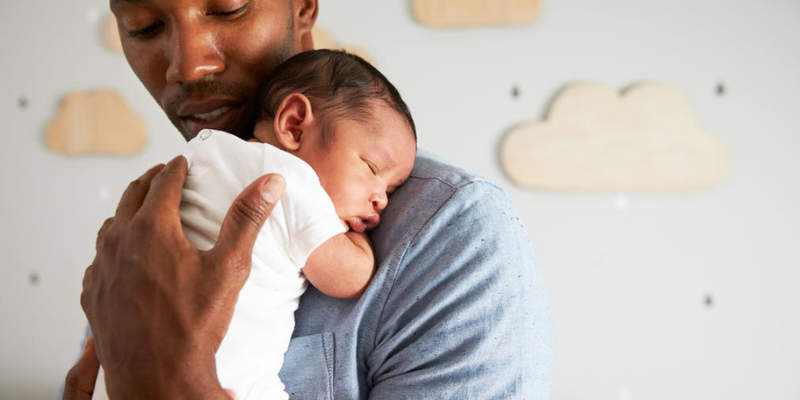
[
  {"left": 273, "top": 93, "right": 315, "bottom": 152},
  {"left": 293, "top": 0, "right": 318, "bottom": 51}
]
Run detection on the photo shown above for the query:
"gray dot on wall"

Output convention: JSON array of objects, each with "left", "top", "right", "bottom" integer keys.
[
  {"left": 18, "top": 96, "right": 28, "bottom": 110},
  {"left": 704, "top": 294, "right": 714, "bottom": 308},
  {"left": 511, "top": 85, "right": 520, "bottom": 99},
  {"left": 29, "top": 272, "right": 40, "bottom": 286},
  {"left": 716, "top": 82, "right": 726, "bottom": 97}
]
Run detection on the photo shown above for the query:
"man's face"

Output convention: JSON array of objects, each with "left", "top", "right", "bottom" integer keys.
[{"left": 111, "top": 0, "right": 317, "bottom": 141}]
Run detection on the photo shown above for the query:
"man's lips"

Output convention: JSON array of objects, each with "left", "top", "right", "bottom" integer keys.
[
  {"left": 188, "top": 106, "right": 232, "bottom": 122},
  {"left": 177, "top": 100, "right": 242, "bottom": 135},
  {"left": 177, "top": 98, "right": 239, "bottom": 118}
]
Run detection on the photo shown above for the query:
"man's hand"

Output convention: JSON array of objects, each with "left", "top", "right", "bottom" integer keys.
[{"left": 79, "top": 156, "right": 285, "bottom": 399}]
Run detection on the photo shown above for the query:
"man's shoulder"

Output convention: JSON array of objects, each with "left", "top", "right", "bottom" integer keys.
[
  {"left": 395, "top": 149, "right": 514, "bottom": 222},
  {"left": 373, "top": 149, "right": 525, "bottom": 270},
  {"left": 410, "top": 149, "right": 490, "bottom": 190}
]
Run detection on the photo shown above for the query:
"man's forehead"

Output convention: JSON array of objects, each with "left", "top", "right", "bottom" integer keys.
[{"left": 111, "top": 0, "right": 144, "bottom": 5}]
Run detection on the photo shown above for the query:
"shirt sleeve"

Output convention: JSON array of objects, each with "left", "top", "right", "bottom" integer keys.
[{"left": 366, "top": 181, "right": 553, "bottom": 399}]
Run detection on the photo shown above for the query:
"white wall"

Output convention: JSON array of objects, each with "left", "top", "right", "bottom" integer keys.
[{"left": 1, "top": 1, "right": 798, "bottom": 399}]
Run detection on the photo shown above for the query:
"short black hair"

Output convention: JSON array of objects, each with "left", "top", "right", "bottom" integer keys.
[{"left": 259, "top": 49, "right": 416, "bottom": 145}]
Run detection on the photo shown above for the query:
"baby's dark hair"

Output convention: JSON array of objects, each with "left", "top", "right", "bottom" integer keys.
[{"left": 259, "top": 49, "right": 416, "bottom": 146}]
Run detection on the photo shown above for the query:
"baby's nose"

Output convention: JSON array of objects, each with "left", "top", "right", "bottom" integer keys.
[{"left": 371, "top": 193, "right": 388, "bottom": 212}]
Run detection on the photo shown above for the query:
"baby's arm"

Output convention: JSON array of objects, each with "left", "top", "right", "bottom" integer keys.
[{"left": 302, "top": 231, "right": 375, "bottom": 299}]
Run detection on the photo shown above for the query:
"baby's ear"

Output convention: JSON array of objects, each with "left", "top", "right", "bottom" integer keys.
[{"left": 273, "top": 93, "right": 315, "bottom": 151}]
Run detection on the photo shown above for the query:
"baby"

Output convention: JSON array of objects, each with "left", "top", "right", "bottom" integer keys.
[{"left": 180, "top": 49, "right": 417, "bottom": 399}]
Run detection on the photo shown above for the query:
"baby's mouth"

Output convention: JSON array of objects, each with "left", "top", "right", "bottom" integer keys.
[
  {"left": 347, "top": 218, "right": 367, "bottom": 233},
  {"left": 362, "top": 215, "right": 380, "bottom": 231},
  {"left": 346, "top": 215, "right": 380, "bottom": 233}
]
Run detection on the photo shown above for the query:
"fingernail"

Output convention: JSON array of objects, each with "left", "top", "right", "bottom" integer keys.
[
  {"left": 171, "top": 155, "right": 187, "bottom": 166},
  {"left": 261, "top": 176, "right": 282, "bottom": 203}
]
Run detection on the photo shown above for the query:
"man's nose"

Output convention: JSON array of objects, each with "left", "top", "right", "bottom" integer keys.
[{"left": 165, "top": 21, "right": 225, "bottom": 84}]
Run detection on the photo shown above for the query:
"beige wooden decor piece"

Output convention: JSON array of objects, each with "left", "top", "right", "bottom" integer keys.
[
  {"left": 500, "top": 83, "right": 730, "bottom": 192},
  {"left": 312, "top": 27, "right": 373, "bottom": 63},
  {"left": 45, "top": 89, "right": 147, "bottom": 155},
  {"left": 412, "top": 0, "right": 541, "bottom": 28},
  {"left": 103, "top": 14, "right": 123, "bottom": 54}
]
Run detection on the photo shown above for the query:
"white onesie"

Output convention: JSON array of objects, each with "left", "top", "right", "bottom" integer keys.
[{"left": 180, "top": 129, "right": 345, "bottom": 399}]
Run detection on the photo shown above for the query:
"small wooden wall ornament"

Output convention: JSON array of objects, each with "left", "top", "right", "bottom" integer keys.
[
  {"left": 500, "top": 83, "right": 730, "bottom": 192},
  {"left": 45, "top": 89, "right": 147, "bottom": 155},
  {"left": 412, "top": 0, "right": 542, "bottom": 28}
]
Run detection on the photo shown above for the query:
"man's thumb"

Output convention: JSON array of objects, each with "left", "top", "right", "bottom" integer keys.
[
  {"left": 215, "top": 173, "right": 285, "bottom": 266},
  {"left": 62, "top": 336, "right": 99, "bottom": 400}
]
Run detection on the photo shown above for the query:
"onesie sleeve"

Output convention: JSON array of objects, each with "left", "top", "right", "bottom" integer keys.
[{"left": 267, "top": 151, "right": 346, "bottom": 270}]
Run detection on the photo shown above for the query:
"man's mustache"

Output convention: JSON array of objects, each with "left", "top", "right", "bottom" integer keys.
[{"left": 164, "top": 80, "right": 252, "bottom": 112}]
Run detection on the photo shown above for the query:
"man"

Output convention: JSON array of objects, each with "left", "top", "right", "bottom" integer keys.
[{"left": 64, "top": 0, "right": 553, "bottom": 398}]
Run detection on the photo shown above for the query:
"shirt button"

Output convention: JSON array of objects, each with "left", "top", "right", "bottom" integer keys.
[{"left": 199, "top": 130, "right": 212, "bottom": 140}]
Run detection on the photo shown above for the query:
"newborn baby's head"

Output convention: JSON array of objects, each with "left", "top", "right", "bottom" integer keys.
[{"left": 252, "top": 50, "right": 417, "bottom": 232}]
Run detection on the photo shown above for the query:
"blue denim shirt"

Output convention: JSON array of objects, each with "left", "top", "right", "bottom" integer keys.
[{"left": 278, "top": 151, "right": 553, "bottom": 399}]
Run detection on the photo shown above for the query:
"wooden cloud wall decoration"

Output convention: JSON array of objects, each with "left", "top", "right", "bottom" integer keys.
[
  {"left": 500, "top": 83, "right": 730, "bottom": 192},
  {"left": 312, "top": 27, "right": 373, "bottom": 64},
  {"left": 45, "top": 89, "right": 147, "bottom": 155},
  {"left": 412, "top": 0, "right": 541, "bottom": 28}
]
